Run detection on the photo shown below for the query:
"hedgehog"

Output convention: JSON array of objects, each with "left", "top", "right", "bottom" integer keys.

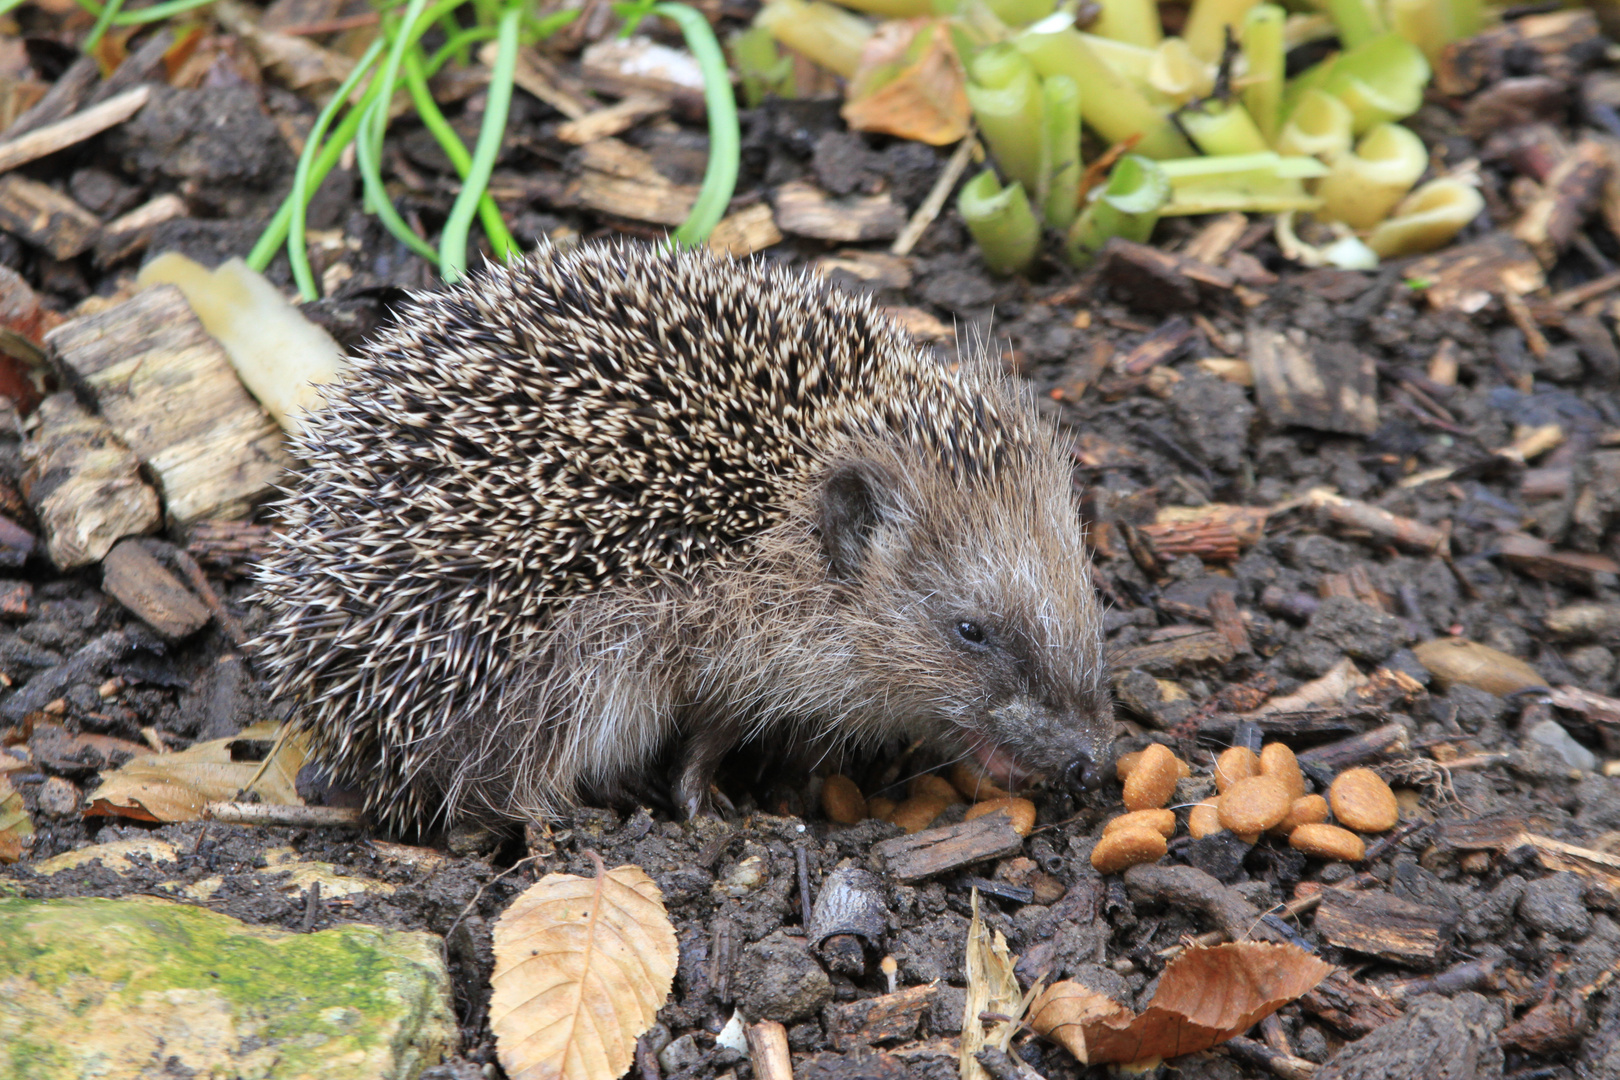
[{"left": 251, "top": 241, "right": 1114, "bottom": 829}]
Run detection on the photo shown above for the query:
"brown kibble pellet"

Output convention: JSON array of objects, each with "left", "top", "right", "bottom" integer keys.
[
  {"left": 1091, "top": 827, "right": 1168, "bottom": 874},
  {"left": 1289, "top": 822, "right": 1366, "bottom": 862},
  {"left": 1218, "top": 775, "right": 1292, "bottom": 833},
  {"left": 965, "top": 797, "right": 1037, "bottom": 836},
  {"left": 1214, "top": 746, "right": 1260, "bottom": 793},
  {"left": 909, "top": 773, "right": 963, "bottom": 804},
  {"left": 1115, "top": 749, "right": 1143, "bottom": 781},
  {"left": 868, "top": 795, "right": 896, "bottom": 821},
  {"left": 1122, "top": 743, "right": 1182, "bottom": 811},
  {"left": 820, "top": 774, "right": 867, "bottom": 824},
  {"left": 1187, "top": 800, "right": 1224, "bottom": 838},
  {"left": 1104, "top": 808, "right": 1176, "bottom": 839},
  {"left": 1274, "top": 794, "right": 1330, "bottom": 836},
  {"left": 1329, "top": 767, "right": 1399, "bottom": 833},
  {"left": 888, "top": 795, "right": 950, "bottom": 833},
  {"left": 950, "top": 759, "right": 1010, "bottom": 802},
  {"left": 1259, "top": 742, "right": 1306, "bottom": 801}
]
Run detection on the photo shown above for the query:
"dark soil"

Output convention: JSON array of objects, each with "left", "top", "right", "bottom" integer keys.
[{"left": 3, "top": 4, "right": 1620, "bottom": 1080}]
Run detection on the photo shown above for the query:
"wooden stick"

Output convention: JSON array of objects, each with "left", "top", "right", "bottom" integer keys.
[
  {"left": 746, "top": 1020, "right": 792, "bottom": 1080},
  {"left": 0, "top": 85, "right": 151, "bottom": 176},
  {"left": 891, "top": 133, "right": 976, "bottom": 258},
  {"left": 204, "top": 802, "right": 365, "bottom": 827}
]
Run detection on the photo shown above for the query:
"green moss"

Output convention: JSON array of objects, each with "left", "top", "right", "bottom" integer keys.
[{"left": 0, "top": 896, "right": 453, "bottom": 1079}]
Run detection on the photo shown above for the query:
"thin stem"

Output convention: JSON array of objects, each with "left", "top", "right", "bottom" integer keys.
[
  {"left": 247, "top": 68, "right": 391, "bottom": 273},
  {"left": 404, "top": 45, "right": 518, "bottom": 262},
  {"left": 286, "top": 35, "right": 389, "bottom": 301},
  {"left": 112, "top": 0, "right": 223, "bottom": 24},
  {"left": 355, "top": 0, "right": 442, "bottom": 264},
  {"left": 82, "top": 0, "right": 126, "bottom": 53},
  {"left": 440, "top": 1, "right": 521, "bottom": 280},
  {"left": 656, "top": 2, "right": 740, "bottom": 247}
]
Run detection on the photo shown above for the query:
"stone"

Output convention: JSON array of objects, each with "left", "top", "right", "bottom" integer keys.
[
  {"left": 0, "top": 896, "right": 454, "bottom": 1078},
  {"left": 1523, "top": 719, "right": 1598, "bottom": 772},
  {"left": 735, "top": 929, "right": 833, "bottom": 1024},
  {"left": 1517, "top": 873, "right": 1593, "bottom": 940}
]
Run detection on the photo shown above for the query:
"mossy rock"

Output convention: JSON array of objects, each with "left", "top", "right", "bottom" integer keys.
[{"left": 0, "top": 895, "right": 454, "bottom": 1079}]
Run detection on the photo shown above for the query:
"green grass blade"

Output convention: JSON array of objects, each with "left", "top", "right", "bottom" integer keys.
[
  {"left": 655, "top": 2, "right": 739, "bottom": 247},
  {"left": 440, "top": 1, "right": 520, "bottom": 281}
]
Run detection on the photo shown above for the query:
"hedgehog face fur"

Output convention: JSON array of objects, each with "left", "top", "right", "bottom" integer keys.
[{"left": 253, "top": 242, "right": 1114, "bottom": 828}]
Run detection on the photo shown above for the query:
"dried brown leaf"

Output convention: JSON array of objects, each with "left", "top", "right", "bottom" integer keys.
[
  {"left": 1413, "top": 637, "right": 1548, "bottom": 696},
  {"left": 960, "top": 889, "right": 1026, "bottom": 1080},
  {"left": 84, "top": 721, "right": 306, "bottom": 823},
  {"left": 491, "top": 859, "right": 678, "bottom": 1080},
  {"left": 1250, "top": 657, "right": 1367, "bottom": 714},
  {"left": 0, "top": 773, "right": 31, "bottom": 863},
  {"left": 842, "top": 20, "right": 969, "bottom": 146},
  {"left": 1030, "top": 942, "right": 1331, "bottom": 1066}
]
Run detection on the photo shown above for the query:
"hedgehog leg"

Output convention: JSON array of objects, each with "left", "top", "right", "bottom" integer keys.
[{"left": 672, "top": 720, "right": 742, "bottom": 819}]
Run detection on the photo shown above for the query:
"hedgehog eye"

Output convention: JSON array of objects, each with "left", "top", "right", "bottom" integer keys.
[{"left": 955, "top": 620, "right": 988, "bottom": 647}]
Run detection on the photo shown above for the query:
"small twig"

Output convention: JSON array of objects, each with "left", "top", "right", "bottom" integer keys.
[
  {"left": 0, "top": 85, "right": 151, "bottom": 175},
  {"left": 745, "top": 1020, "right": 792, "bottom": 1080},
  {"left": 891, "top": 131, "right": 977, "bottom": 258},
  {"left": 204, "top": 802, "right": 365, "bottom": 827}
]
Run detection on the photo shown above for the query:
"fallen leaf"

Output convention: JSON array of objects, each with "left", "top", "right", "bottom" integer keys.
[
  {"left": 84, "top": 721, "right": 306, "bottom": 823},
  {"left": 960, "top": 888, "right": 1029, "bottom": 1080},
  {"left": 490, "top": 857, "right": 678, "bottom": 1080},
  {"left": 1412, "top": 637, "right": 1548, "bottom": 697},
  {"left": 1250, "top": 657, "right": 1367, "bottom": 714},
  {"left": 842, "top": 19, "right": 969, "bottom": 146},
  {"left": 1031, "top": 942, "right": 1331, "bottom": 1066},
  {"left": 0, "top": 772, "right": 31, "bottom": 862}
]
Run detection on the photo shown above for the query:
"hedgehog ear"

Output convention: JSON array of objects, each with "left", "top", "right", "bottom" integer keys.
[{"left": 818, "top": 460, "right": 898, "bottom": 579}]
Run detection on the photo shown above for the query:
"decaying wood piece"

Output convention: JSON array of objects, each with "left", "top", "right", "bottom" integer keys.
[
  {"left": 1549, "top": 685, "right": 1620, "bottom": 726},
  {"left": 0, "top": 54, "right": 98, "bottom": 140},
  {"left": 1436, "top": 9, "right": 1602, "bottom": 97},
  {"left": 186, "top": 520, "right": 274, "bottom": 577},
  {"left": 1114, "top": 628, "right": 1238, "bottom": 674},
  {"left": 20, "top": 393, "right": 160, "bottom": 570},
  {"left": 101, "top": 538, "right": 211, "bottom": 641},
  {"left": 554, "top": 93, "right": 668, "bottom": 144},
  {"left": 872, "top": 811, "right": 1026, "bottom": 883},
  {"left": 1315, "top": 888, "right": 1457, "bottom": 968},
  {"left": 1497, "top": 532, "right": 1620, "bottom": 589},
  {"left": 1296, "top": 723, "right": 1411, "bottom": 776},
  {"left": 0, "top": 175, "right": 100, "bottom": 259},
  {"left": 507, "top": 45, "right": 595, "bottom": 120},
  {"left": 824, "top": 983, "right": 940, "bottom": 1051},
  {"left": 567, "top": 138, "right": 698, "bottom": 226},
  {"left": 0, "top": 84, "right": 150, "bottom": 172},
  {"left": 1097, "top": 238, "right": 1235, "bottom": 315},
  {"left": 1248, "top": 329, "right": 1378, "bottom": 436},
  {"left": 1514, "top": 138, "right": 1612, "bottom": 267},
  {"left": 1306, "top": 489, "right": 1449, "bottom": 555},
  {"left": 707, "top": 203, "right": 783, "bottom": 259},
  {"left": 94, "top": 193, "right": 188, "bottom": 267},
  {"left": 0, "top": 514, "right": 33, "bottom": 568},
  {"left": 1138, "top": 504, "right": 1269, "bottom": 563},
  {"left": 1301, "top": 969, "right": 1404, "bottom": 1038},
  {"left": 45, "top": 285, "right": 293, "bottom": 524},
  {"left": 1208, "top": 590, "right": 1252, "bottom": 656},
  {"left": 1405, "top": 233, "right": 1546, "bottom": 313},
  {"left": 773, "top": 180, "right": 907, "bottom": 243},
  {"left": 1117, "top": 316, "right": 1196, "bottom": 375}
]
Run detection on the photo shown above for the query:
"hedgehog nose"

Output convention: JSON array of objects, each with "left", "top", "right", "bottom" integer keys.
[{"left": 1064, "top": 751, "right": 1107, "bottom": 792}]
